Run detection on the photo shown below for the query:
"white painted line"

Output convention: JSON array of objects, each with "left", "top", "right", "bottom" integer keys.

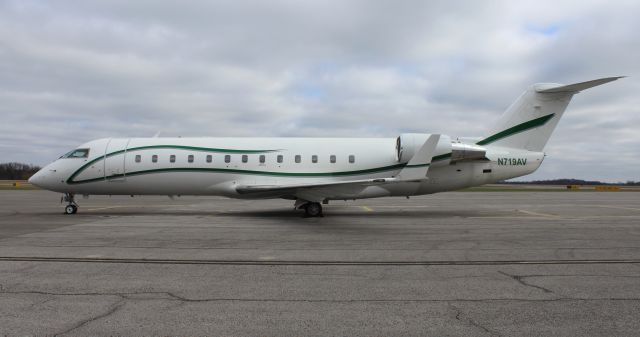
[
  {"left": 85, "top": 206, "right": 127, "bottom": 211},
  {"left": 516, "top": 209, "right": 561, "bottom": 218},
  {"left": 85, "top": 205, "right": 184, "bottom": 211}
]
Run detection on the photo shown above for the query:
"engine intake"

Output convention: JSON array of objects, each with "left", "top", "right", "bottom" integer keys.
[{"left": 396, "top": 133, "right": 452, "bottom": 165}]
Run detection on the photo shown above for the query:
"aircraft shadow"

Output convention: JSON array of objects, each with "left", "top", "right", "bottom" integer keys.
[{"left": 68, "top": 208, "right": 500, "bottom": 219}]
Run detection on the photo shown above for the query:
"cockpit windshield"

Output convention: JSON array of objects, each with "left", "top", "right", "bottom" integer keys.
[{"left": 60, "top": 148, "right": 90, "bottom": 159}]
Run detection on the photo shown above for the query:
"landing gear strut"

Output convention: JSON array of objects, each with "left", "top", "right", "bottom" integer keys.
[{"left": 62, "top": 193, "right": 78, "bottom": 215}]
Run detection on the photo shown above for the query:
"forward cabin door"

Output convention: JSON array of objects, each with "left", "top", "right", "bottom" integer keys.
[{"left": 104, "top": 138, "right": 130, "bottom": 182}]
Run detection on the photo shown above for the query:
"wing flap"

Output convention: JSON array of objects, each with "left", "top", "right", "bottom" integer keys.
[{"left": 235, "top": 178, "right": 394, "bottom": 198}]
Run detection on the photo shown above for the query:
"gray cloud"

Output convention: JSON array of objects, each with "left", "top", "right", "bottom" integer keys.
[{"left": 0, "top": 0, "right": 638, "bottom": 182}]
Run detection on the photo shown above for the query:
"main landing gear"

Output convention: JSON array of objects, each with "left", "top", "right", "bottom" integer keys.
[
  {"left": 295, "top": 199, "right": 323, "bottom": 217},
  {"left": 62, "top": 193, "right": 78, "bottom": 215},
  {"left": 304, "top": 202, "right": 323, "bottom": 217}
]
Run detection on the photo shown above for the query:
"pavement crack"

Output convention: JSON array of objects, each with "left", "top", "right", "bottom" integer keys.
[
  {"left": 450, "top": 304, "right": 501, "bottom": 336},
  {"left": 28, "top": 296, "right": 55, "bottom": 309},
  {"left": 0, "top": 289, "right": 125, "bottom": 298},
  {"left": 54, "top": 299, "right": 125, "bottom": 336},
  {"left": 499, "top": 271, "right": 553, "bottom": 293},
  {"left": 164, "top": 291, "right": 209, "bottom": 302},
  {"left": 2, "top": 288, "right": 640, "bottom": 303}
]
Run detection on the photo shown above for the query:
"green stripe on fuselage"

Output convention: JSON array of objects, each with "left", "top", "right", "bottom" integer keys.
[
  {"left": 66, "top": 145, "right": 280, "bottom": 184},
  {"left": 126, "top": 145, "right": 279, "bottom": 154},
  {"left": 66, "top": 149, "right": 455, "bottom": 184},
  {"left": 405, "top": 163, "right": 430, "bottom": 168},
  {"left": 70, "top": 164, "right": 408, "bottom": 184}
]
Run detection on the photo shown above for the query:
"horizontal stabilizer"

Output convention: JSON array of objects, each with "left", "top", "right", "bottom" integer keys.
[{"left": 536, "top": 76, "right": 624, "bottom": 93}]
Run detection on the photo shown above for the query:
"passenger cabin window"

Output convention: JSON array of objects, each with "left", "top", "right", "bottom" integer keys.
[
  {"left": 135, "top": 155, "right": 141, "bottom": 163},
  {"left": 295, "top": 155, "right": 301, "bottom": 163},
  {"left": 152, "top": 155, "right": 158, "bottom": 163},
  {"left": 330, "top": 155, "right": 336, "bottom": 163},
  {"left": 277, "top": 155, "right": 283, "bottom": 163},
  {"left": 170, "top": 155, "right": 176, "bottom": 163},
  {"left": 188, "top": 154, "right": 194, "bottom": 163},
  {"left": 61, "top": 148, "right": 90, "bottom": 159},
  {"left": 225, "top": 155, "right": 231, "bottom": 163},
  {"left": 259, "top": 155, "right": 265, "bottom": 164},
  {"left": 312, "top": 155, "right": 318, "bottom": 163},
  {"left": 242, "top": 155, "right": 248, "bottom": 163},
  {"left": 206, "top": 155, "right": 212, "bottom": 163},
  {"left": 349, "top": 155, "right": 355, "bottom": 163}
]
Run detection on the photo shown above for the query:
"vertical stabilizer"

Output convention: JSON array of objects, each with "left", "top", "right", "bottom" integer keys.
[{"left": 476, "top": 77, "right": 623, "bottom": 151}]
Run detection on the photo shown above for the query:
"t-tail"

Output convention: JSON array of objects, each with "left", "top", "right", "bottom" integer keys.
[{"left": 476, "top": 77, "right": 624, "bottom": 151}]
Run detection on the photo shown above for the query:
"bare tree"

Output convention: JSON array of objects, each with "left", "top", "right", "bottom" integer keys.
[{"left": 0, "top": 163, "right": 41, "bottom": 180}]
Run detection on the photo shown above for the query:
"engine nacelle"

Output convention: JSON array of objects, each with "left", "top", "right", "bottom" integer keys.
[
  {"left": 396, "top": 134, "right": 488, "bottom": 166},
  {"left": 450, "top": 142, "right": 487, "bottom": 162},
  {"left": 396, "top": 133, "right": 452, "bottom": 165}
]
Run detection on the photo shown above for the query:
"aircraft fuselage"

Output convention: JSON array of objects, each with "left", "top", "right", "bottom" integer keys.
[{"left": 30, "top": 136, "right": 543, "bottom": 199}]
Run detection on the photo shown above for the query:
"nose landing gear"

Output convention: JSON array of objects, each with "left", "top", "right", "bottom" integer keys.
[{"left": 61, "top": 193, "right": 78, "bottom": 214}]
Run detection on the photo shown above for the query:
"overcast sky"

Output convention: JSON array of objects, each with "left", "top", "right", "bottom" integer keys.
[{"left": 1, "top": 0, "right": 638, "bottom": 182}]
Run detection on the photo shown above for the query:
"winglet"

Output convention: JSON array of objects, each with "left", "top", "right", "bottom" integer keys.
[
  {"left": 397, "top": 134, "right": 440, "bottom": 181},
  {"left": 536, "top": 76, "right": 624, "bottom": 93}
]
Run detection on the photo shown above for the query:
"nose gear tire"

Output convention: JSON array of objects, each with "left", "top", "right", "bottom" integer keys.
[{"left": 64, "top": 204, "right": 78, "bottom": 215}]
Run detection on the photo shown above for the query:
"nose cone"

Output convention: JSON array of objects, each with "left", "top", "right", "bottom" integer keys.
[
  {"left": 28, "top": 162, "right": 68, "bottom": 192},
  {"left": 28, "top": 169, "right": 46, "bottom": 188}
]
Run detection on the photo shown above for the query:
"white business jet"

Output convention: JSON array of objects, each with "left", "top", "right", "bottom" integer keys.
[{"left": 29, "top": 77, "right": 622, "bottom": 216}]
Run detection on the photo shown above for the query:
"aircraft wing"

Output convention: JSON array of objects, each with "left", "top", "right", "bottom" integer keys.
[
  {"left": 235, "top": 178, "right": 396, "bottom": 202},
  {"left": 235, "top": 134, "right": 441, "bottom": 202}
]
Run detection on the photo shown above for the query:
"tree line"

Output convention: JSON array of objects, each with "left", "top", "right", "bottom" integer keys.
[{"left": 0, "top": 163, "right": 41, "bottom": 180}]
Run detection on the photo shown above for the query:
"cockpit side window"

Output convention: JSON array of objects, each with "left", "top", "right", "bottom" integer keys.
[{"left": 61, "top": 148, "right": 90, "bottom": 159}]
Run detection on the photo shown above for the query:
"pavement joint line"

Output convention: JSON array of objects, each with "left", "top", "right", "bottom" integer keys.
[
  {"left": 1, "top": 256, "right": 640, "bottom": 266},
  {"left": 466, "top": 216, "right": 555, "bottom": 219},
  {"left": 3, "top": 289, "right": 640, "bottom": 303},
  {"left": 3, "top": 245, "right": 640, "bottom": 251},
  {"left": 573, "top": 215, "right": 640, "bottom": 219},
  {"left": 594, "top": 205, "right": 640, "bottom": 212}
]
